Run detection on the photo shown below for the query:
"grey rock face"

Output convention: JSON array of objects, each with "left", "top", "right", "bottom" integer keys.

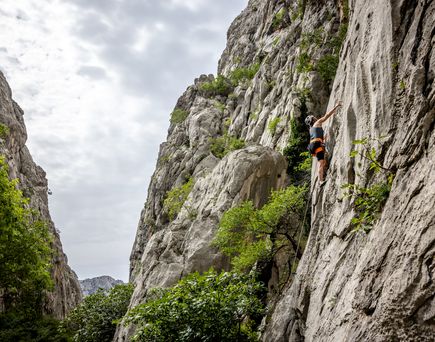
[
  {"left": 117, "top": 0, "right": 343, "bottom": 340},
  {"left": 263, "top": 1, "right": 435, "bottom": 341},
  {"left": 80, "top": 276, "right": 124, "bottom": 296},
  {"left": 0, "top": 71, "right": 82, "bottom": 318},
  {"left": 119, "top": 0, "right": 434, "bottom": 340}
]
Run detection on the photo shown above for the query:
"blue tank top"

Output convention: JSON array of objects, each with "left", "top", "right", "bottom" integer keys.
[{"left": 310, "top": 126, "right": 324, "bottom": 140}]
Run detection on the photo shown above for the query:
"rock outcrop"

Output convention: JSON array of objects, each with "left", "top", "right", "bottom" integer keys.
[
  {"left": 80, "top": 276, "right": 124, "bottom": 296},
  {"left": 118, "top": 0, "right": 434, "bottom": 340},
  {"left": 0, "top": 71, "right": 82, "bottom": 318}
]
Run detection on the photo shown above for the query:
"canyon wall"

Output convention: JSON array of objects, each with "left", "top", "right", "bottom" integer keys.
[{"left": 0, "top": 71, "right": 82, "bottom": 318}]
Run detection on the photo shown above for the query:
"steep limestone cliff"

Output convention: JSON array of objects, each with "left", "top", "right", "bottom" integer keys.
[
  {"left": 263, "top": 1, "right": 435, "bottom": 341},
  {"left": 0, "top": 71, "right": 82, "bottom": 318},
  {"left": 118, "top": 0, "right": 434, "bottom": 340}
]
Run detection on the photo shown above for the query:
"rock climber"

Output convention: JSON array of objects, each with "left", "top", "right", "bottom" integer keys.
[{"left": 305, "top": 102, "right": 342, "bottom": 185}]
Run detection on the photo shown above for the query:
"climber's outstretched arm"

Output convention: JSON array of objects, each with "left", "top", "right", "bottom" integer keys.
[{"left": 314, "top": 102, "right": 342, "bottom": 126}]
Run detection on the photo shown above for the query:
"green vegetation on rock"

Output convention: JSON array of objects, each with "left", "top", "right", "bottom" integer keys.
[
  {"left": 342, "top": 137, "right": 394, "bottom": 233},
  {"left": 268, "top": 117, "right": 281, "bottom": 136},
  {"left": 199, "top": 75, "right": 233, "bottom": 97},
  {"left": 163, "top": 177, "right": 194, "bottom": 221},
  {"left": 0, "top": 314, "right": 71, "bottom": 342},
  {"left": 230, "top": 62, "right": 261, "bottom": 86},
  {"left": 170, "top": 108, "right": 189, "bottom": 125},
  {"left": 0, "top": 123, "right": 10, "bottom": 139},
  {"left": 0, "top": 157, "right": 53, "bottom": 314},
  {"left": 0, "top": 156, "right": 56, "bottom": 340},
  {"left": 272, "top": 7, "right": 286, "bottom": 30},
  {"left": 125, "top": 270, "right": 265, "bottom": 342},
  {"left": 283, "top": 118, "right": 310, "bottom": 180},
  {"left": 61, "top": 284, "right": 134, "bottom": 342},
  {"left": 210, "top": 134, "right": 245, "bottom": 159},
  {"left": 296, "top": 21, "right": 348, "bottom": 85},
  {"left": 213, "top": 185, "right": 309, "bottom": 272}
]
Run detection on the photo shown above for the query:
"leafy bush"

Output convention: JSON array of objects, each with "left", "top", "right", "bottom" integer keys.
[
  {"left": 210, "top": 134, "right": 245, "bottom": 159},
  {"left": 213, "top": 185, "right": 308, "bottom": 272},
  {"left": 296, "top": 52, "right": 314, "bottom": 73},
  {"left": 0, "top": 123, "right": 10, "bottom": 139},
  {"left": 317, "top": 54, "right": 339, "bottom": 83},
  {"left": 230, "top": 62, "right": 261, "bottom": 86},
  {"left": 125, "top": 270, "right": 265, "bottom": 342},
  {"left": 61, "top": 284, "right": 133, "bottom": 342},
  {"left": 283, "top": 118, "right": 310, "bottom": 179},
  {"left": 0, "top": 157, "right": 53, "bottom": 313},
  {"left": 199, "top": 75, "right": 233, "bottom": 97},
  {"left": 163, "top": 178, "right": 194, "bottom": 221},
  {"left": 272, "top": 7, "right": 286, "bottom": 30},
  {"left": 342, "top": 137, "right": 394, "bottom": 233},
  {"left": 170, "top": 108, "right": 189, "bottom": 125},
  {"left": 300, "top": 28, "right": 324, "bottom": 50},
  {"left": 295, "top": 151, "right": 312, "bottom": 172},
  {"left": 328, "top": 23, "right": 348, "bottom": 50},
  {"left": 214, "top": 100, "right": 226, "bottom": 112},
  {"left": 342, "top": 180, "right": 392, "bottom": 233},
  {"left": 296, "top": 22, "right": 347, "bottom": 86},
  {"left": 0, "top": 313, "right": 71, "bottom": 342},
  {"left": 268, "top": 117, "right": 280, "bottom": 136}
]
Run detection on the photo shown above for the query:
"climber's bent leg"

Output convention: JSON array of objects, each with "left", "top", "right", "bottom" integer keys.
[{"left": 316, "top": 151, "right": 326, "bottom": 182}]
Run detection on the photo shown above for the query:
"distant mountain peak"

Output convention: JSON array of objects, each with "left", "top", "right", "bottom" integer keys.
[{"left": 80, "top": 275, "right": 124, "bottom": 296}]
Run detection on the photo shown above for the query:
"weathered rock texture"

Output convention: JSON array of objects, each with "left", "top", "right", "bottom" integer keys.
[
  {"left": 0, "top": 71, "right": 82, "bottom": 318},
  {"left": 80, "top": 276, "right": 124, "bottom": 296},
  {"left": 118, "top": 0, "right": 434, "bottom": 340}
]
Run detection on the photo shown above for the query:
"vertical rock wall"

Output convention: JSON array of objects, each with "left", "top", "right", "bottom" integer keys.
[
  {"left": 0, "top": 71, "right": 82, "bottom": 318},
  {"left": 263, "top": 0, "right": 435, "bottom": 341},
  {"left": 117, "top": 0, "right": 343, "bottom": 339}
]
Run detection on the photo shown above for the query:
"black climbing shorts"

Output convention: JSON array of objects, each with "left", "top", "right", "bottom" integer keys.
[
  {"left": 308, "top": 140, "right": 325, "bottom": 161},
  {"left": 316, "top": 151, "right": 325, "bottom": 161}
]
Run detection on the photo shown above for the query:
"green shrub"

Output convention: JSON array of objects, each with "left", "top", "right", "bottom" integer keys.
[
  {"left": 125, "top": 270, "right": 265, "bottom": 342},
  {"left": 170, "top": 108, "right": 189, "bottom": 125},
  {"left": 295, "top": 151, "right": 312, "bottom": 172},
  {"left": 273, "top": 36, "right": 281, "bottom": 46},
  {"left": 342, "top": 180, "right": 392, "bottom": 233},
  {"left": 0, "top": 123, "right": 10, "bottom": 139},
  {"left": 61, "top": 284, "right": 133, "bottom": 342},
  {"left": 272, "top": 8, "right": 286, "bottom": 30},
  {"left": 300, "top": 28, "right": 324, "bottom": 50},
  {"left": 328, "top": 23, "right": 348, "bottom": 50},
  {"left": 342, "top": 137, "right": 394, "bottom": 233},
  {"left": 230, "top": 62, "right": 261, "bottom": 86},
  {"left": 296, "top": 22, "right": 347, "bottom": 86},
  {"left": 213, "top": 185, "right": 308, "bottom": 272},
  {"left": 163, "top": 178, "right": 194, "bottom": 221},
  {"left": 296, "top": 52, "right": 314, "bottom": 73},
  {"left": 283, "top": 118, "right": 309, "bottom": 179},
  {"left": 210, "top": 134, "right": 245, "bottom": 159},
  {"left": 0, "top": 157, "right": 53, "bottom": 314},
  {"left": 214, "top": 100, "right": 226, "bottom": 112},
  {"left": 399, "top": 80, "right": 406, "bottom": 90},
  {"left": 0, "top": 313, "right": 71, "bottom": 342},
  {"left": 199, "top": 75, "right": 233, "bottom": 97},
  {"left": 317, "top": 54, "right": 339, "bottom": 83},
  {"left": 342, "top": 0, "right": 349, "bottom": 19},
  {"left": 268, "top": 117, "right": 280, "bottom": 136}
]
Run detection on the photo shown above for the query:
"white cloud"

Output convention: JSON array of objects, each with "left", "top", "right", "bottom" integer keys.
[{"left": 0, "top": 0, "right": 247, "bottom": 281}]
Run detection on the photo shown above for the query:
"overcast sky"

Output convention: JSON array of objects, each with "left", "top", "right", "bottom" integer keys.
[{"left": 0, "top": 0, "right": 247, "bottom": 281}]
